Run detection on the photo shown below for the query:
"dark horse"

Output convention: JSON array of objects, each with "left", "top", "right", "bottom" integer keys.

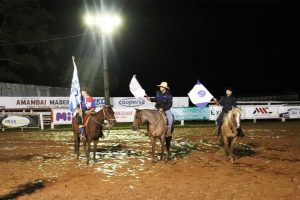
[
  {"left": 72, "top": 105, "right": 116, "bottom": 164},
  {"left": 220, "top": 107, "right": 241, "bottom": 163},
  {"left": 132, "top": 109, "right": 174, "bottom": 162}
]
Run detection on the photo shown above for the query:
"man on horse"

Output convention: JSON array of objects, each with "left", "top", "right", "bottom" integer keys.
[
  {"left": 147, "top": 81, "right": 174, "bottom": 138},
  {"left": 76, "top": 88, "right": 95, "bottom": 140},
  {"left": 213, "top": 86, "right": 244, "bottom": 137}
]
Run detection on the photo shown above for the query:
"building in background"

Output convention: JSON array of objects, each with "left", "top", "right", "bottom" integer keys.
[{"left": 0, "top": 82, "right": 69, "bottom": 97}]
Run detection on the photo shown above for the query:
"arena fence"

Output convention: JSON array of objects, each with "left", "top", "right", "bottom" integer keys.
[{"left": 0, "top": 97, "right": 299, "bottom": 130}]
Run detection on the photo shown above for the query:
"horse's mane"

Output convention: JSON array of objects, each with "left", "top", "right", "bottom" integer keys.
[{"left": 225, "top": 107, "right": 241, "bottom": 127}]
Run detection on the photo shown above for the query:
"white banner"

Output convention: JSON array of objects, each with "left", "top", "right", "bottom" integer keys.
[
  {"left": 0, "top": 97, "right": 70, "bottom": 109},
  {"left": 0, "top": 97, "right": 103, "bottom": 109},
  {"left": 243, "top": 105, "right": 278, "bottom": 119},
  {"left": 51, "top": 108, "right": 137, "bottom": 124},
  {"left": 278, "top": 106, "right": 300, "bottom": 119},
  {"left": 51, "top": 109, "right": 72, "bottom": 125},
  {"left": 208, "top": 105, "right": 222, "bottom": 120},
  {"left": 112, "top": 97, "right": 189, "bottom": 108},
  {"left": 114, "top": 108, "right": 136, "bottom": 122}
]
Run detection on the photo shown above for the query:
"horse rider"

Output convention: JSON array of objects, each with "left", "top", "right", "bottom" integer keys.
[
  {"left": 147, "top": 81, "right": 174, "bottom": 138},
  {"left": 77, "top": 88, "right": 95, "bottom": 140},
  {"left": 213, "top": 86, "right": 244, "bottom": 137}
]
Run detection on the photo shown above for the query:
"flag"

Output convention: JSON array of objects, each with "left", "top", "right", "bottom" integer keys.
[
  {"left": 188, "top": 80, "right": 213, "bottom": 108},
  {"left": 68, "top": 56, "right": 81, "bottom": 112},
  {"left": 129, "top": 75, "right": 146, "bottom": 98}
]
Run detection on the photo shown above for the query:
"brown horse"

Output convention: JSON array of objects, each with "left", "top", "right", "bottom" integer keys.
[
  {"left": 220, "top": 107, "right": 241, "bottom": 163},
  {"left": 132, "top": 109, "right": 174, "bottom": 162},
  {"left": 72, "top": 105, "right": 116, "bottom": 164}
]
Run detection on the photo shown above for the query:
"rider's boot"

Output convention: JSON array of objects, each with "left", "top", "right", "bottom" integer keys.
[
  {"left": 166, "top": 127, "right": 172, "bottom": 137},
  {"left": 237, "top": 127, "right": 245, "bottom": 137}
]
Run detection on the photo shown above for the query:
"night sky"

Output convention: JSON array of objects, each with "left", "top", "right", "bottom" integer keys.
[{"left": 15, "top": 1, "right": 300, "bottom": 98}]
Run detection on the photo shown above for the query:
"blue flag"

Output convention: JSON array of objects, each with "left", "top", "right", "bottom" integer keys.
[
  {"left": 68, "top": 57, "right": 81, "bottom": 112},
  {"left": 188, "top": 80, "right": 213, "bottom": 108}
]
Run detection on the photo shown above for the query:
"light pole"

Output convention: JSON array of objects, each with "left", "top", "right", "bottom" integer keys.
[
  {"left": 84, "top": 10, "right": 122, "bottom": 105},
  {"left": 101, "top": 32, "right": 109, "bottom": 105}
]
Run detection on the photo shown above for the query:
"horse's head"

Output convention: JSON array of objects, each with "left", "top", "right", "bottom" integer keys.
[
  {"left": 132, "top": 109, "right": 142, "bottom": 131},
  {"left": 102, "top": 105, "right": 116, "bottom": 126},
  {"left": 231, "top": 107, "right": 241, "bottom": 128}
]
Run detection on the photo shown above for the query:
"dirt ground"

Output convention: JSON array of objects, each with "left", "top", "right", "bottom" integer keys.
[{"left": 0, "top": 121, "right": 300, "bottom": 200}]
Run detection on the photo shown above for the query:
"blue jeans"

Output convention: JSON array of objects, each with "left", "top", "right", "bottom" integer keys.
[{"left": 165, "top": 109, "right": 174, "bottom": 131}]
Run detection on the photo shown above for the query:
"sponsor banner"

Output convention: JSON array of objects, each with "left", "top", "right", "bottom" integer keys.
[
  {"left": 172, "top": 107, "right": 209, "bottom": 120},
  {"left": 112, "top": 97, "right": 189, "bottom": 108},
  {"left": 173, "top": 97, "right": 189, "bottom": 107},
  {"left": 209, "top": 105, "right": 247, "bottom": 120},
  {"left": 278, "top": 106, "right": 300, "bottom": 119},
  {"left": 208, "top": 105, "right": 222, "bottom": 120},
  {"left": 243, "top": 105, "right": 278, "bottom": 119},
  {"left": 0, "top": 114, "right": 39, "bottom": 128},
  {"left": 113, "top": 97, "right": 154, "bottom": 108},
  {"left": 51, "top": 107, "right": 137, "bottom": 124},
  {"left": 51, "top": 109, "right": 73, "bottom": 125},
  {"left": 0, "top": 97, "right": 70, "bottom": 109},
  {"left": 114, "top": 108, "right": 136, "bottom": 122},
  {"left": 0, "top": 97, "right": 188, "bottom": 109},
  {"left": 0, "top": 97, "right": 105, "bottom": 109},
  {"left": 94, "top": 97, "right": 106, "bottom": 107}
]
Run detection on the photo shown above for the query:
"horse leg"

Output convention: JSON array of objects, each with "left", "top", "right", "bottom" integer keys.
[
  {"left": 85, "top": 140, "right": 91, "bottom": 164},
  {"left": 75, "top": 132, "right": 80, "bottom": 159},
  {"left": 229, "top": 137, "right": 237, "bottom": 163},
  {"left": 150, "top": 137, "right": 156, "bottom": 163},
  {"left": 93, "top": 139, "right": 99, "bottom": 163},
  {"left": 166, "top": 136, "right": 172, "bottom": 160},
  {"left": 222, "top": 135, "right": 229, "bottom": 157},
  {"left": 160, "top": 136, "right": 166, "bottom": 162}
]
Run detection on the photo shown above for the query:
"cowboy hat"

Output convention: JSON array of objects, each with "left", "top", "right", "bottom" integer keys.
[{"left": 157, "top": 81, "right": 169, "bottom": 89}]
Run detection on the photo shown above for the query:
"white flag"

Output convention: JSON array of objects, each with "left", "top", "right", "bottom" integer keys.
[
  {"left": 129, "top": 75, "right": 146, "bottom": 98},
  {"left": 188, "top": 80, "right": 213, "bottom": 108},
  {"left": 68, "top": 56, "right": 81, "bottom": 112}
]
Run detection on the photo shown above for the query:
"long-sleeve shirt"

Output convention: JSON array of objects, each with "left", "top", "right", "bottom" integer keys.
[
  {"left": 219, "top": 95, "right": 237, "bottom": 112},
  {"left": 81, "top": 96, "right": 95, "bottom": 111},
  {"left": 150, "top": 90, "right": 173, "bottom": 111}
]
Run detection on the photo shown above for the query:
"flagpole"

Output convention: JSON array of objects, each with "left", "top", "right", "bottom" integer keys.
[{"left": 213, "top": 97, "right": 221, "bottom": 106}]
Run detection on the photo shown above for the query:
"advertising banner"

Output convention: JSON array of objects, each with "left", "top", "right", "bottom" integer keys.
[
  {"left": 0, "top": 96, "right": 105, "bottom": 109},
  {"left": 278, "top": 106, "right": 300, "bottom": 119},
  {"left": 243, "top": 105, "right": 279, "bottom": 119},
  {"left": 114, "top": 108, "right": 136, "bottom": 122},
  {"left": 112, "top": 97, "right": 189, "bottom": 108},
  {"left": 0, "top": 114, "right": 39, "bottom": 128},
  {"left": 51, "top": 109, "right": 73, "bottom": 125},
  {"left": 209, "top": 105, "right": 222, "bottom": 120},
  {"left": 172, "top": 107, "right": 209, "bottom": 120},
  {"left": 51, "top": 107, "right": 137, "bottom": 124}
]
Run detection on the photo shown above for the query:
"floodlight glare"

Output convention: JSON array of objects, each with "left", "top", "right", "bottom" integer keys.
[{"left": 84, "top": 13, "right": 122, "bottom": 34}]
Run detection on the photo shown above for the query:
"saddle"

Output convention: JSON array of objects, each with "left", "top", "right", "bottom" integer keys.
[{"left": 81, "top": 109, "right": 95, "bottom": 127}]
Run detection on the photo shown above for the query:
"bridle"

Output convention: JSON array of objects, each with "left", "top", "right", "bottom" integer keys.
[
  {"left": 102, "top": 105, "right": 116, "bottom": 125},
  {"left": 90, "top": 105, "right": 116, "bottom": 137}
]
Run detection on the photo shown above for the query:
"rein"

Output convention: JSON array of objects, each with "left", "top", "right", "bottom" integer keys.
[{"left": 89, "top": 107, "right": 115, "bottom": 137}]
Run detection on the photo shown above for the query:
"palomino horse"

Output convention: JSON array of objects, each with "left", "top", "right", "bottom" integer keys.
[
  {"left": 72, "top": 105, "right": 116, "bottom": 164},
  {"left": 132, "top": 109, "right": 174, "bottom": 162},
  {"left": 220, "top": 107, "right": 241, "bottom": 163}
]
